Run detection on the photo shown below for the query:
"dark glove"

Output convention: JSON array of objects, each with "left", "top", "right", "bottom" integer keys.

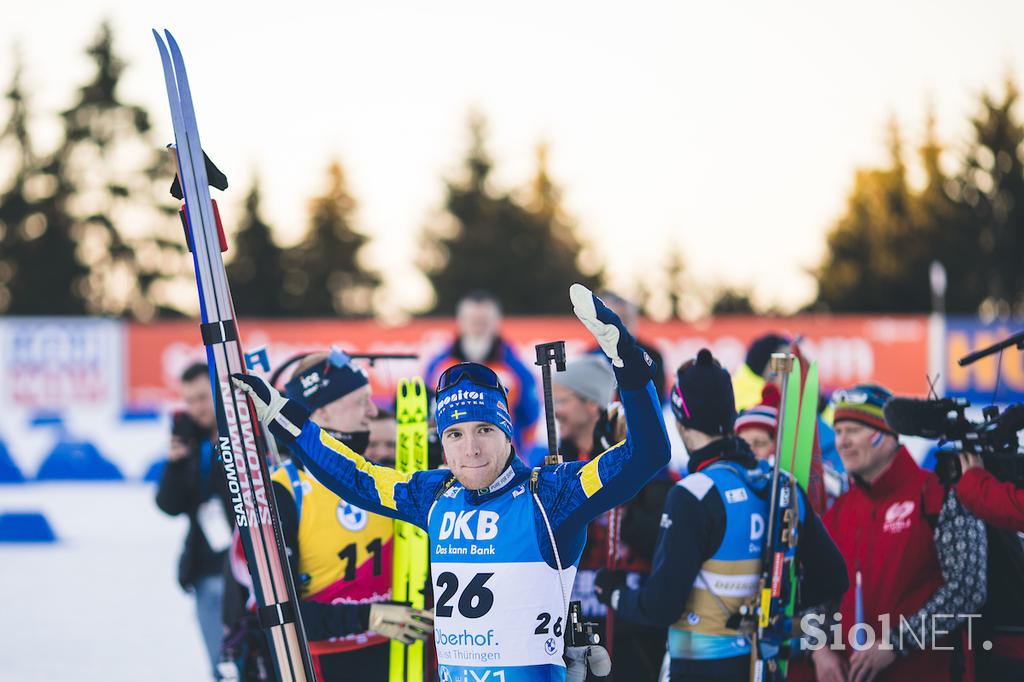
[
  {"left": 570, "top": 283, "right": 654, "bottom": 390},
  {"left": 594, "top": 569, "right": 627, "bottom": 608},
  {"left": 230, "top": 373, "right": 309, "bottom": 443}
]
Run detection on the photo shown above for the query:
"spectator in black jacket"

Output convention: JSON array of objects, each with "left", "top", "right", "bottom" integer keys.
[{"left": 156, "top": 362, "right": 233, "bottom": 677}]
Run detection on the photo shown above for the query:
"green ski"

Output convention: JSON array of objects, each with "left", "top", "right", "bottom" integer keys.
[
  {"left": 391, "top": 377, "right": 428, "bottom": 682},
  {"left": 792, "top": 362, "right": 819, "bottom": 489},
  {"left": 754, "top": 355, "right": 820, "bottom": 679},
  {"left": 777, "top": 357, "right": 802, "bottom": 477}
]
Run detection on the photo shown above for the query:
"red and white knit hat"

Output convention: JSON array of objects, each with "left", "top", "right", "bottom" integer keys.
[{"left": 735, "top": 384, "right": 780, "bottom": 439}]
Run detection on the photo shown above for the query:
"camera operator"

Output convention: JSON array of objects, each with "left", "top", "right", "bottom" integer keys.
[
  {"left": 156, "top": 362, "right": 233, "bottom": 678},
  {"left": 950, "top": 452, "right": 1024, "bottom": 680},
  {"left": 885, "top": 393, "right": 1024, "bottom": 681}
]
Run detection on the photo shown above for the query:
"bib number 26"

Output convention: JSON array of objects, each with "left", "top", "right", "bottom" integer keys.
[{"left": 435, "top": 571, "right": 495, "bottom": 619}]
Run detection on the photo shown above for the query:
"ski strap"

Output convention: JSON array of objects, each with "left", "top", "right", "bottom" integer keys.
[
  {"left": 199, "top": 319, "right": 237, "bottom": 345},
  {"left": 258, "top": 601, "right": 298, "bottom": 629}
]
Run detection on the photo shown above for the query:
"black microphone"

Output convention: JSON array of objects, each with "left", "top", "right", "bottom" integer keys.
[{"left": 882, "top": 398, "right": 960, "bottom": 438}]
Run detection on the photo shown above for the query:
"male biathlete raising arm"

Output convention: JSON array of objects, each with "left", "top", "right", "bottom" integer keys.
[{"left": 233, "top": 284, "right": 671, "bottom": 682}]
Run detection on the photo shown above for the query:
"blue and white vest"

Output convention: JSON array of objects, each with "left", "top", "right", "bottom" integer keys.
[
  {"left": 428, "top": 477, "right": 576, "bottom": 682},
  {"left": 669, "top": 460, "right": 805, "bottom": 661}
]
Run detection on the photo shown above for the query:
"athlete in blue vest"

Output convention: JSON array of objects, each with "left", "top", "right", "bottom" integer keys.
[
  {"left": 232, "top": 284, "right": 671, "bottom": 682},
  {"left": 594, "top": 349, "right": 848, "bottom": 681}
]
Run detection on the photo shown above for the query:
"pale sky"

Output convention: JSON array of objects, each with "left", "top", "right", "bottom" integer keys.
[{"left": 4, "top": 1, "right": 1024, "bottom": 315}]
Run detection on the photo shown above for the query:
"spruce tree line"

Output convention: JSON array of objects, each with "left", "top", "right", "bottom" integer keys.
[
  {"left": 0, "top": 24, "right": 600, "bottom": 319},
  {"left": 4, "top": 23, "right": 1024, "bottom": 318},
  {"left": 813, "top": 83, "right": 1024, "bottom": 316}
]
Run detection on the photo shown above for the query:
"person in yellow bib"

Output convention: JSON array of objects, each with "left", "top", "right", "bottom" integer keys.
[{"left": 271, "top": 349, "right": 432, "bottom": 681}]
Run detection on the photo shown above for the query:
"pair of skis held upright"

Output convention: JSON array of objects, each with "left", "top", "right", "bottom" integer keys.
[
  {"left": 154, "top": 30, "right": 428, "bottom": 682},
  {"left": 751, "top": 354, "right": 820, "bottom": 682}
]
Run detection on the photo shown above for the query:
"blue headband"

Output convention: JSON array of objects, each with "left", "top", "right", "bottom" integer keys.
[
  {"left": 435, "top": 381, "right": 513, "bottom": 440},
  {"left": 284, "top": 348, "right": 369, "bottom": 411}
]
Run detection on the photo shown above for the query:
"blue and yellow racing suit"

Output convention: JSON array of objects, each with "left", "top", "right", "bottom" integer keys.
[{"left": 277, "top": 379, "right": 670, "bottom": 682}]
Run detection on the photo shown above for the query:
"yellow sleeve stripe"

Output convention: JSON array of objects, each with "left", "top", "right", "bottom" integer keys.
[
  {"left": 580, "top": 453, "right": 605, "bottom": 497},
  {"left": 319, "top": 429, "right": 412, "bottom": 510},
  {"left": 579, "top": 438, "right": 627, "bottom": 498}
]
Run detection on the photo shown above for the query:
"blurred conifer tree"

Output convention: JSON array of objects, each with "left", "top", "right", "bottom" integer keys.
[
  {"left": 283, "top": 159, "right": 379, "bottom": 316},
  {"left": 421, "top": 112, "right": 601, "bottom": 315},
  {"left": 0, "top": 22, "right": 186, "bottom": 318},
  {"left": 0, "top": 50, "right": 79, "bottom": 314},
  {"left": 815, "top": 81, "right": 1024, "bottom": 315},
  {"left": 952, "top": 80, "right": 1024, "bottom": 316},
  {"left": 226, "top": 177, "right": 290, "bottom": 316}
]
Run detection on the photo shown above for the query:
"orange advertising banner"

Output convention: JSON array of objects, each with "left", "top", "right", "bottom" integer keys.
[{"left": 126, "top": 315, "right": 930, "bottom": 406}]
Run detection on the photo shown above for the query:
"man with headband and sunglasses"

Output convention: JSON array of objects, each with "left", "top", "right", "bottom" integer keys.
[
  {"left": 232, "top": 284, "right": 671, "bottom": 682},
  {"left": 239, "top": 349, "right": 433, "bottom": 681}
]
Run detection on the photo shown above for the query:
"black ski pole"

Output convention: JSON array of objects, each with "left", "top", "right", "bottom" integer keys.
[{"left": 535, "top": 341, "right": 567, "bottom": 466}]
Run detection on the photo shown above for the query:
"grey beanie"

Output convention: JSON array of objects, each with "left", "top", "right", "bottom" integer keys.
[{"left": 553, "top": 355, "right": 617, "bottom": 406}]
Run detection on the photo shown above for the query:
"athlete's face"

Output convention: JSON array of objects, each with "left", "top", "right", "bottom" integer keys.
[
  {"left": 441, "top": 421, "right": 511, "bottom": 490},
  {"left": 313, "top": 385, "right": 378, "bottom": 434},
  {"left": 739, "top": 427, "right": 775, "bottom": 461},
  {"left": 835, "top": 420, "right": 897, "bottom": 483}
]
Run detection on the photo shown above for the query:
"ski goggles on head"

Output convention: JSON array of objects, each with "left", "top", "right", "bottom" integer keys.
[
  {"left": 436, "top": 362, "right": 507, "bottom": 396},
  {"left": 831, "top": 384, "right": 891, "bottom": 408},
  {"left": 832, "top": 388, "right": 870, "bottom": 405}
]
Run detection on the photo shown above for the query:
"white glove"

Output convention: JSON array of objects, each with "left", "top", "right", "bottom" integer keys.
[
  {"left": 369, "top": 603, "right": 434, "bottom": 645},
  {"left": 570, "top": 283, "right": 626, "bottom": 367},
  {"left": 231, "top": 373, "right": 305, "bottom": 439}
]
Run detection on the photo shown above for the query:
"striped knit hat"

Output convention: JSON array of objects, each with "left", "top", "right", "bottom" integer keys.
[
  {"left": 832, "top": 383, "right": 893, "bottom": 434},
  {"left": 735, "top": 384, "right": 780, "bottom": 439}
]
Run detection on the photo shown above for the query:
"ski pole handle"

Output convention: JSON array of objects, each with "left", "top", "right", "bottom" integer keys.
[{"left": 535, "top": 341, "right": 567, "bottom": 466}]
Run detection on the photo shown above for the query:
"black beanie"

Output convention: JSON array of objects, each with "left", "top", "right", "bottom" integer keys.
[
  {"left": 670, "top": 349, "right": 737, "bottom": 436},
  {"left": 745, "top": 333, "right": 790, "bottom": 377}
]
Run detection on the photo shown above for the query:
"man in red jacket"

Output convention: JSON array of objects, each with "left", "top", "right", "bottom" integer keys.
[{"left": 809, "top": 384, "right": 987, "bottom": 682}]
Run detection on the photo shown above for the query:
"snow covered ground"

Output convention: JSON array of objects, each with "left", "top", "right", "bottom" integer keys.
[{"left": 1, "top": 483, "right": 211, "bottom": 681}]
